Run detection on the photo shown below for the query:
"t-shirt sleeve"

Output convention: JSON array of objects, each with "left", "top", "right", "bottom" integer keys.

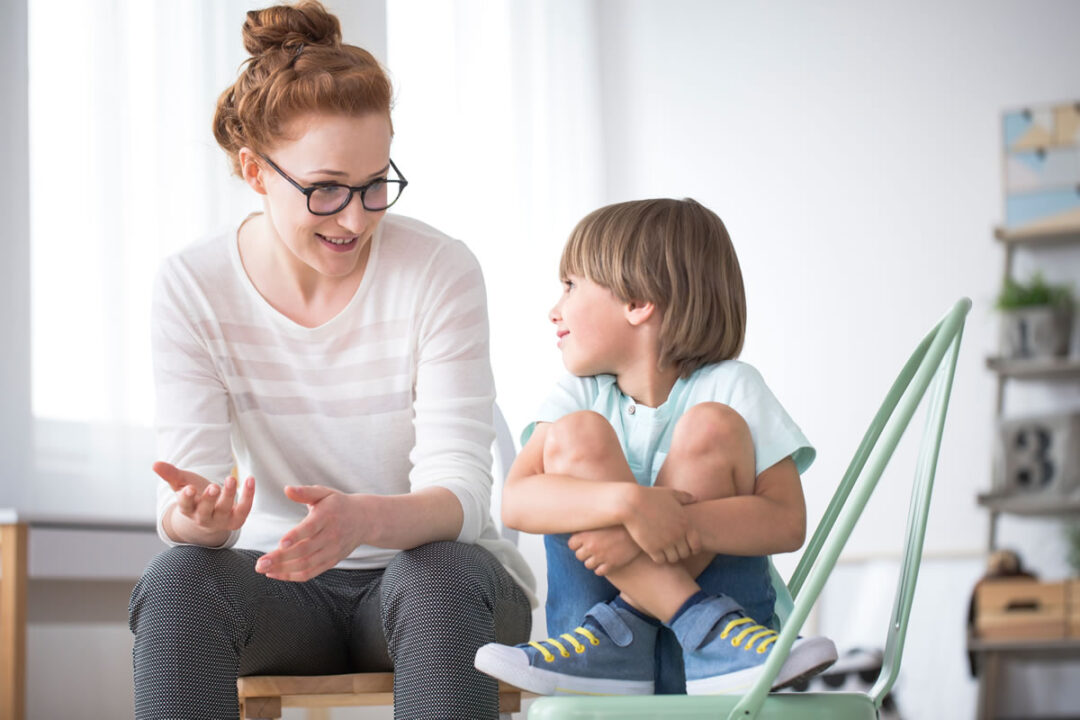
[
  {"left": 520, "top": 373, "right": 599, "bottom": 446},
  {"left": 728, "top": 365, "right": 816, "bottom": 478},
  {"left": 151, "top": 258, "right": 240, "bottom": 549},
  {"left": 408, "top": 240, "right": 497, "bottom": 545}
]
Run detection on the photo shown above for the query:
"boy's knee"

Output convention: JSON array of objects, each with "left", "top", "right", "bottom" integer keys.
[
  {"left": 672, "top": 402, "right": 750, "bottom": 458},
  {"left": 544, "top": 411, "right": 617, "bottom": 471}
]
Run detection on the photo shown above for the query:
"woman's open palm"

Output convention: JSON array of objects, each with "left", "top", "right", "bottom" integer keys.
[{"left": 153, "top": 461, "right": 255, "bottom": 537}]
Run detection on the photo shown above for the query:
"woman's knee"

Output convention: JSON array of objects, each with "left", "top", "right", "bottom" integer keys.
[
  {"left": 129, "top": 545, "right": 256, "bottom": 632},
  {"left": 382, "top": 541, "right": 492, "bottom": 610},
  {"left": 543, "top": 411, "right": 620, "bottom": 474}
]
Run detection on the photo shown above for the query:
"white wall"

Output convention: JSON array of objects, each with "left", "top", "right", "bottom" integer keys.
[
  {"left": 8, "top": 1, "right": 1080, "bottom": 718},
  {"left": 590, "top": 0, "right": 1080, "bottom": 717},
  {"left": 0, "top": 0, "right": 30, "bottom": 509}
]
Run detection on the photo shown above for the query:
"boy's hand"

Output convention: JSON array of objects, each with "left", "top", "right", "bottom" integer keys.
[
  {"left": 621, "top": 486, "right": 700, "bottom": 565},
  {"left": 569, "top": 526, "right": 641, "bottom": 576}
]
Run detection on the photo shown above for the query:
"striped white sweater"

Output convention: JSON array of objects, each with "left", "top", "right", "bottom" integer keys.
[{"left": 152, "top": 213, "right": 536, "bottom": 605}]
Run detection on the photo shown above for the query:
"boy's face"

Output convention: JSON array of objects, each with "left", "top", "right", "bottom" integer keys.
[{"left": 549, "top": 274, "right": 634, "bottom": 377}]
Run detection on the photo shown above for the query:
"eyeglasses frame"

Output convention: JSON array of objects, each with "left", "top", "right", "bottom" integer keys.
[{"left": 258, "top": 153, "right": 408, "bottom": 215}]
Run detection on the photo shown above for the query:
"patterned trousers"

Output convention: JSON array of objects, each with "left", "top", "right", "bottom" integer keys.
[{"left": 129, "top": 541, "right": 531, "bottom": 720}]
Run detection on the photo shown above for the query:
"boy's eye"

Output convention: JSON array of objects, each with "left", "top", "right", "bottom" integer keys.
[{"left": 563, "top": 279, "right": 575, "bottom": 291}]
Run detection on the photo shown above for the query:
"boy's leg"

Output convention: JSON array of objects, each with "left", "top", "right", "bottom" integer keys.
[
  {"left": 474, "top": 411, "right": 660, "bottom": 695},
  {"left": 610, "top": 402, "right": 755, "bottom": 620},
  {"left": 541, "top": 411, "right": 636, "bottom": 633},
  {"left": 650, "top": 402, "right": 757, "bottom": 692}
]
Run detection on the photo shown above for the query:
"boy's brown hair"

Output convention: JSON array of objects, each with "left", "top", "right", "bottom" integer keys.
[{"left": 559, "top": 198, "right": 746, "bottom": 378}]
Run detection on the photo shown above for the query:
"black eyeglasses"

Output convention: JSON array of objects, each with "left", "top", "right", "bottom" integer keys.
[{"left": 259, "top": 154, "right": 408, "bottom": 215}]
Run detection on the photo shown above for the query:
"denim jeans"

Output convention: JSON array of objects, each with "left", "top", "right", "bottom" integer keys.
[{"left": 544, "top": 533, "right": 776, "bottom": 694}]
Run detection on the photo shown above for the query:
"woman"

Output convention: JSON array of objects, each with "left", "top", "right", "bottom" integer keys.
[{"left": 127, "top": 3, "right": 535, "bottom": 719}]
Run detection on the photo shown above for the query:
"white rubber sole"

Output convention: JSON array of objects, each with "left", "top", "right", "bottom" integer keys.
[
  {"left": 685, "top": 636, "right": 839, "bottom": 695},
  {"left": 474, "top": 643, "right": 654, "bottom": 696}
]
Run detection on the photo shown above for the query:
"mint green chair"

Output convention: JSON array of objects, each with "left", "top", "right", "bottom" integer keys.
[{"left": 528, "top": 298, "right": 971, "bottom": 720}]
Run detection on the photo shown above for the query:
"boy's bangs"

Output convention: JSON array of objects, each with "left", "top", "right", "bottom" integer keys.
[{"left": 558, "top": 217, "right": 623, "bottom": 295}]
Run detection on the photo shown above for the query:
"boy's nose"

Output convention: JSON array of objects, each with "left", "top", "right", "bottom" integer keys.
[{"left": 548, "top": 302, "right": 561, "bottom": 324}]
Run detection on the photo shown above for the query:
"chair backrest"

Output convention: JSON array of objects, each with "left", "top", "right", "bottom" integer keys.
[
  {"left": 492, "top": 403, "right": 519, "bottom": 547},
  {"left": 727, "top": 297, "right": 971, "bottom": 720}
]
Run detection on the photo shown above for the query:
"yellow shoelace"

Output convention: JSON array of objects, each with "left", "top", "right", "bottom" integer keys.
[
  {"left": 719, "top": 617, "right": 779, "bottom": 655},
  {"left": 528, "top": 627, "right": 602, "bottom": 662}
]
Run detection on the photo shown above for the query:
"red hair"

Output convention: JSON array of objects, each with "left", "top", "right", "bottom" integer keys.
[{"left": 213, "top": 0, "right": 393, "bottom": 176}]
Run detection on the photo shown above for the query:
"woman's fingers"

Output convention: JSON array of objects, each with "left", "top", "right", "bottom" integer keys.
[
  {"left": 176, "top": 485, "right": 198, "bottom": 516},
  {"left": 153, "top": 462, "right": 207, "bottom": 493},
  {"left": 230, "top": 477, "right": 256, "bottom": 528},
  {"left": 214, "top": 476, "right": 237, "bottom": 515},
  {"left": 276, "top": 515, "right": 323, "bottom": 551},
  {"left": 194, "top": 484, "right": 219, "bottom": 525},
  {"left": 260, "top": 536, "right": 323, "bottom": 579}
]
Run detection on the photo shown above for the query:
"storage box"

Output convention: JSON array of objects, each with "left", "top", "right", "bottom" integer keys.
[
  {"left": 976, "top": 579, "right": 1067, "bottom": 640},
  {"left": 1069, "top": 579, "right": 1080, "bottom": 637}
]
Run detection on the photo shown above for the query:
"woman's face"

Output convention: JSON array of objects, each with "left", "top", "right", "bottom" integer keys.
[{"left": 246, "top": 112, "right": 394, "bottom": 280}]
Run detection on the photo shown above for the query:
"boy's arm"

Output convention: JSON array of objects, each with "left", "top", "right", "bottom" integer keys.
[
  {"left": 683, "top": 456, "right": 807, "bottom": 556},
  {"left": 502, "top": 423, "right": 693, "bottom": 544},
  {"left": 502, "top": 423, "right": 635, "bottom": 533}
]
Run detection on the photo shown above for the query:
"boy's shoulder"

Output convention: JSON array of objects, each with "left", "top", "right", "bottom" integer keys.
[
  {"left": 688, "top": 359, "right": 766, "bottom": 390},
  {"left": 551, "top": 372, "right": 617, "bottom": 400}
]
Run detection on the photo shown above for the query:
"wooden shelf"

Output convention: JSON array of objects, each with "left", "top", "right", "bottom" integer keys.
[
  {"left": 977, "top": 492, "right": 1080, "bottom": 515},
  {"left": 994, "top": 224, "right": 1080, "bottom": 247},
  {"left": 968, "top": 633, "right": 1080, "bottom": 656},
  {"left": 986, "top": 355, "right": 1080, "bottom": 380}
]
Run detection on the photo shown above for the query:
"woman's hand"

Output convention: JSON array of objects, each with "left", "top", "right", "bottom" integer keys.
[
  {"left": 153, "top": 461, "right": 255, "bottom": 546},
  {"left": 255, "top": 486, "right": 369, "bottom": 582},
  {"left": 569, "top": 526, "right": 642, "bottom": 577},
  {"left": 621, "top": 486, "right": 700, "bottom": 565}
]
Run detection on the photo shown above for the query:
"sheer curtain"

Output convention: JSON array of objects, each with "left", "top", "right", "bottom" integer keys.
[
  {"left": 386, "top": 0, "right": 607, "bottom": 442},
  {"left": 24, "top": 0, "right": 601, "bottom": 518},
  {"left": 28, "top": 1, "right": 264, "bottom": 516},
  {"left": 386, "top": 0, "right": 608, "bottom": 631}
]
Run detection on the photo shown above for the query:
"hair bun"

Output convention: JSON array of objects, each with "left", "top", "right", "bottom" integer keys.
[{"left": 242, "top": 0, "right": 341, "bottom": 56}]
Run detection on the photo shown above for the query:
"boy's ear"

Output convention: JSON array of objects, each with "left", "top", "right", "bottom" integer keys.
[{"left": 624, "top": 299, "right": 656, "bottom": 327}]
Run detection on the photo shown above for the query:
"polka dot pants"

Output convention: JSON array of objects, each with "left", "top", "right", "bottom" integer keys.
[{"left": 129, "top": 541, "right": 531, "bottom": 720}]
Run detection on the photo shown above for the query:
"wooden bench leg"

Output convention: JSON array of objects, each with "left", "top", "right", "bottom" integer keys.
[
  {"left": 1, "top": 523, "right": 28, "bottom": 720},
  {"left": 240, "top": 696, "right": 282, "bottom": 719}
]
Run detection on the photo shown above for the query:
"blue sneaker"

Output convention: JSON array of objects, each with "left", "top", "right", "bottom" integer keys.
[
  {"left": 474, "top": 600, "right": 657, "bottom": 695},
  {"left": 668, "top": 594, "right": 837, "bottom": 695}
]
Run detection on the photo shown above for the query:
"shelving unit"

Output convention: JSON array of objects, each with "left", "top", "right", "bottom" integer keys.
[
  {"left": 971, "top": 222, "right": 1080, "bottom": 720},
  {"left": 979, "top": 223, "right": 1080, "bottom": 549}
]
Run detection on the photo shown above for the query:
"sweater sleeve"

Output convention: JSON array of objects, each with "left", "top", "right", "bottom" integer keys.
[
  {"left": 151, "top": 258, "right": 240, "bottom": 548},
  {"left": 408, "top": 240, "right": 496, "bottom": 544}
]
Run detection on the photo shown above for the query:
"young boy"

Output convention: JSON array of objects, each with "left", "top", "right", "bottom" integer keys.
[{"left": 474, "top": 198, "right": 837, "bottom": 695}]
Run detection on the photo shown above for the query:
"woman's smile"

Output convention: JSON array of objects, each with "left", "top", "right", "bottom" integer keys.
[{"left": 317, "top": 232, "right": 359, "bottom": 252}]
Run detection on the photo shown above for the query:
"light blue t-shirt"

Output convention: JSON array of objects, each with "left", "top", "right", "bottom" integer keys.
[
  {"left": 524, "top": 360, "right": 815, "bottom": 626},
  {"left": 525, "top": 360, "right": 815, "bottom": 485}
]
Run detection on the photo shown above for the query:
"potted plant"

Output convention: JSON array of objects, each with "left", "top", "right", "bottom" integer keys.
[{"left": 996, "top": 272, "right": 1074, "bottom": 359}]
